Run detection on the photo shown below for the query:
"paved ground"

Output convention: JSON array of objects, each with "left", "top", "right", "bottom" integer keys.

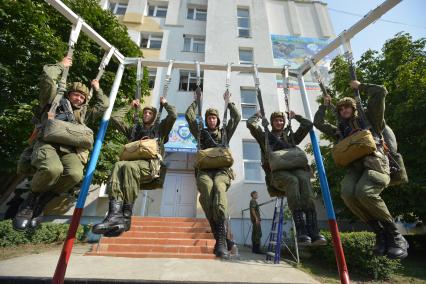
[{"left": 0, "top": 244, "right": 320, "bottom": 284}]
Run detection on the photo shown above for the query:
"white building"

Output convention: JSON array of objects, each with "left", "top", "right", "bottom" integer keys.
[{"left": 4, "top": 0, "right": 335, "bottom": 245}]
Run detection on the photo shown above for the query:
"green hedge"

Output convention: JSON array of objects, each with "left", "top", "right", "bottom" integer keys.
[
  {"left": 309, "top": 231, "right": 402, "bottom": 280},
  {"left": 0, "top": 220, "right": 85, "bottom": 247}
]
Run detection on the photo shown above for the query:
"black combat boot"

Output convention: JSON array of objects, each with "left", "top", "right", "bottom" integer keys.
[
  {"left": 215, "top": 221, "right": 230, "bottom": 259},
  {"left": 207, "top": 219, "right": 218, "bottom": 254},
  {"left": 305, "top": 209, "right": 327, "bottom": 246},
  {"left": 4, "top": 195, "right": 24, "bottom": 220},
  {"left": 382, "top": 221, "right": 409, "bottom": 259},
  {"left": 92, "top": 199, "right": 125, "bottom": 236},
  {"left": 13, "top": 191, "right": 40, "bottom": 231},
  {"left": 367, "top": 220, "right": 387, "bottom": 256},
  {"left": 293, "top": 209, "right": 311, "bottom": 245},
  {"left": 104, "top": 202, "right": 133, "bottom": 237},
  {"left": 30, "top": 191, "right": 59, "bottom": 229}
]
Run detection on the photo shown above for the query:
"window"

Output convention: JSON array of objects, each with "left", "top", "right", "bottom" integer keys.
[
  {"left": 147, "top": 69, "right": 157, "bottom": 89},
  {"left": 239, "top": 48, "right": 253, "bottom": 64},
  {"left": 187, "top": 7, "right": 207, "bottom": 21},
  {"left": 183, "top": 36, "right": 205, "bottom": 53},
  {"left": 140, "top": 34, "right": 163, "bottom": 49},
  {"left": 241, "top": 88, "right": 257, "bottom": 119},
  {"left": 179, "top": 70, "right": 203, "bottom": 91},
  {"left": 109, "top": 2, "right": 128, "bottom": 15},
  {"left": 237, "top": 8, "right": 250, "bottom": 37},
  {"left": 243, "top": 141, "right": 263, "bottom": 182},
  {"left": 148, "top": 5, "right": 167, "bottom": 17}
]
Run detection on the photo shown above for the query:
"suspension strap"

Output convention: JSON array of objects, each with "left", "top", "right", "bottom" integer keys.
[
  {"left": 253, "top": 64, "right": 270, "bottom": 156},
  {"left": 281, "top": 65, "right": 296, "bottom": 146},
  {"left": 222, "top": 63, "right": 232, "bottom": 147},
  {"left": 157, "top": 59, "right": 174, "bottom": 119},
  {"left": 195, "top": 61, "right": 203, "bottom": 150},
  {"left": 48, "top": 18, "right": 84, "bottom": 116},
  {"left": 341, "top": 39, "right": 373, "bottom": 132},
  {"left": 308, "top": 59, "right": 343, "bottom": 140},
  {"left": 130, "top": 58, "right": 143, "bottom": 141}
]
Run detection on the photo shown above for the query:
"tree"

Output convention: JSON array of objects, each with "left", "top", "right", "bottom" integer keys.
[
  {"left": 315, "top": 33, "right": 426, "bottom": 223},
  {"left": 0, "top": 0, "right": 149, "bottom": 193}
]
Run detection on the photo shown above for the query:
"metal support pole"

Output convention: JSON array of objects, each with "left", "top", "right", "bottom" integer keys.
[
  {"left": 297, "top": 75, "right": 350, "bottom": 284},
  {"left": 52, "top": 63, "right": 125, "bottom": 284}
]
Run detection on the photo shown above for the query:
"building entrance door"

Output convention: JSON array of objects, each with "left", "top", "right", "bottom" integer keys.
[{"left": 160, "top": 172, "right": 197, "bottom": 217}]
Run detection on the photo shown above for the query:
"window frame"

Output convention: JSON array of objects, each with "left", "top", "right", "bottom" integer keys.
[
  {"left": 140, "top": 33, "right": 163, "bottom": 49},
  {"left": 183, "top": 36, "right": 205, "bottom": 53},
  {"left": 187, "top": 7, "right": 207, "bottom": 21},
  {"left": 242, "top": 140, "right": 263, "bottom": 183},
  {"left": 147, "top": 68, "right": 157, "bottom": 89},
  {"left": 179, "top": 70, "right": 204, "bottom": 92},
  {"left": 109, "top": 2, "right": 128, "bottom": 15},
  {"left": 147, "top": 5, "right": 168, "bottom": 17},
  {"left": 237, "top": 8, "right": 251, "bottom": 38},
  {"left": 239, "top": 48, "right": 254, "bottom": 65},
  {"left": 240, "top": 87, "right": 258, "bottom": 120}
]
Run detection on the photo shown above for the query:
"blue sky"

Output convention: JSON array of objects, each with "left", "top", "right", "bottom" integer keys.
[{"left": 324, "top": 0, "right": 426, "bottom": 60}]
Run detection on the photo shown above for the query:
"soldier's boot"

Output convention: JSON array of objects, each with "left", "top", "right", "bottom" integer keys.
[
  {"left": 4, "top": 195, "right": 24, "bottom": 220},
  {"left": 215, "top": 221, "right": 230, "bottom": 259},
  {"left": 30, "top": 191, "right": 59, "bottom": 229},
  {"left": 104, "top": 202, "right": 133, "bottom": 237},
  {"left": 293, "top": 209, "right": 311, "bottom": 246},
  {"left": 207, "top": 219, "right": 218, "bottom": 254},
  {"left": 305, "top": 209, "right": 327, "bottom": 246},
  {"left": 92, "top": 199, "right": 125, "bottom": 236},
  {"left": 382, "top": 221, "right": 409, "bottom": 259},
  {"left": 367, "top": 220, "right": 387, "bottom": 256},
  {"left": 252, "top": 243, "right": 262, "bottom": 254},
  {"left": 12, "top": 191, "right": 40, "bottom": 231}
]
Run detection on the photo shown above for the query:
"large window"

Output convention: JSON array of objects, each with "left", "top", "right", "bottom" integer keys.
[
  {"left": 109, "top": 2, "right": 128, "bottom": 15},
  {"left": 241, "top": 88, "right": 257, "bottom": 120},
  {"left": 140, "top": 33, "right": 163, "bottom": 49},
  {"left": 183, "top": 36, "right": 205, "bottom": 53},
  {"left": 237, "top": 8, "right": 250, "bottom": 37},
  {"left": 243, "top": 141, "right": 263, "bottom": 182},
  {"left": 239, "top": 48, "right": 253, "bottom": 65},
  {"left": 179, "top": 70, "right": 203, "bottom": 91},
  {"left": 148, "top": 5, "right": 168, "bottom": 17},
  {"left": 187, "top": 7, "right": 207, "bottom": 21}
]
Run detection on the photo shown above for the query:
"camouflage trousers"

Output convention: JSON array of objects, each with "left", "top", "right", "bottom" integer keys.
[
  {"left": 108, "top": 160, "right": 157, "bottom": 203},
  {"left": 30, "top": 141, "right": 83, "bottom": 194},
  {"left": 270, "top": 168, "right": 316, "bottom": 212},
  {"left": 196, "top": 169, "right": 232, "bottom": 224},
  {"left": 251, "top": 221, "right": 262, "bottom": 246},
  {"left": 341, "top": 166, "right": 393, "bottom": 223}
]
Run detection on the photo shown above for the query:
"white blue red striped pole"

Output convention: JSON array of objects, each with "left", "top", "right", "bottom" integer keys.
[
  {"left": 297, "top": 75, "right": 350, "bottom": 284},
  {"left": 52, "top": 63, "right": 125, "bottom": 284}
]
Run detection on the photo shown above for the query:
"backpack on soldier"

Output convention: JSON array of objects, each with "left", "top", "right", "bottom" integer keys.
[{"left": 382, "top": 124, "right": 408, "bottom": 186}]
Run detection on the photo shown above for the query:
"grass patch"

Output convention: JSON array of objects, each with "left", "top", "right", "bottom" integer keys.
[{"left": 0, "top": 243, "right": 62, "bottom": 260}]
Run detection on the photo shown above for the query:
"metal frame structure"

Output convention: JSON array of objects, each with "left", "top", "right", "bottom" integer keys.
[{"left": 43, "top": 0, "right": 402, "bottom": 283}]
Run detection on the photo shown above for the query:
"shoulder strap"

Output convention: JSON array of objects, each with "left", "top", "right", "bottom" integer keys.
[{"left": 130, "top": 58, "right": 143, "bottom": 141}]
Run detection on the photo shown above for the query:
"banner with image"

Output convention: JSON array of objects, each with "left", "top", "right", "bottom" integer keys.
[{"left": 165, "top": 114, "right": 197, "bottom": 153}]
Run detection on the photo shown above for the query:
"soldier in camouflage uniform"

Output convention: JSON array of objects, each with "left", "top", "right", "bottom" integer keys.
[
  {"left": 92, "top": 96, "right": 177, "bottom": 237},
  {"left": 247, "top": 110, "right": 326, "bottom": 246},
  {"left": 13, "top": 56, "right": 109, "bottom": 231},
  {"left": 250, "top": 191, "right": 262, "bottom": 254},
  {"left": 185, "top": 92, "right": 241, "bottom": 259},
  {"left": 314, "top": 80, "right": 408, "bottom": 259}
]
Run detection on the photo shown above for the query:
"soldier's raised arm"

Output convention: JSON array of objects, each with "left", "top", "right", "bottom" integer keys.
[
  {"left": 158, "top": 97, "right": 177, "bottom": 142},
  {"left": 84, "top": 79, "right": 109, "bottom": 124},
  {"left": 313, "top": 95, "right": 340, "bottom": 140},
  {"left": 110, "top": 103, "right": 133, "bottom": 138},
  {"left": 225, "top": 100, "right": 241, "bottom": 142},
  {"left": 185, "top": 98, "right": 200, "bottom": 139},
  {"left": 292, "top": 112, "right": 313, "bottom": 145},
  {"left": 246, "top": 112, "right": 266, "bottom": 152},
  {"left": 360, "top": 83, "right": 387, "bottom": 134}
]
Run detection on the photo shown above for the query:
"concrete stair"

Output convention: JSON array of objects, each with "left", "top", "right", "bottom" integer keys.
[{"left": 87, "top": 217, "right": 216, "bottom": 259}]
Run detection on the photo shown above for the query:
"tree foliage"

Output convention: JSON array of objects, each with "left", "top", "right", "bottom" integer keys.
[
  {"left": 315, "top": 33, "right": 426, "bottom": 222},
  {"left": 0, "top": 0, "right": 149, "bottom": 186}
]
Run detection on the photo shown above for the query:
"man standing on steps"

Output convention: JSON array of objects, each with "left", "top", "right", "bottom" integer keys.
[{"left": 250, "top": 191, "right": 262, "bottom": 254}]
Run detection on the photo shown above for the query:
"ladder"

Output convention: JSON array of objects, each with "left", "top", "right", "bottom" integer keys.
[{"left": 266, "top": 197, "right": 300, "bottom": 264}]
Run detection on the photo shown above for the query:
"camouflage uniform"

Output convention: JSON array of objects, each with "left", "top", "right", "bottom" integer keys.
[
  {"left": 13, "top": 62, "right": 109, "bottom": 231},
  {"left": 314, "top": 83, "right": 408, "bottom": 259},
  {"left": 250, "top": 199, "right": 262, "bottom": 250}
]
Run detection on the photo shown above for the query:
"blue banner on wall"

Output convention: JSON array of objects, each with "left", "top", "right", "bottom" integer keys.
[{"left": 165, "top": 114, "right": 197, "bottom": 153}]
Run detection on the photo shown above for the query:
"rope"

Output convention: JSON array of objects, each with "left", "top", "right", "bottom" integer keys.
[
  {"left": 281, "top": 65, "right": 296, "bottom": 146},
  {"left": 221, "top": 63, "right": 232, "bottom": 147}
]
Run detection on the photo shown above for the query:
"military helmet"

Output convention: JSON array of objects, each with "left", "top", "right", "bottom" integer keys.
[
  {"left": 142, "top": 106, "right": 158, "bottom": 124},
  {"left": 336, "top": 97, "right": 356, "bottom": 110},
  {"left": 270, "top": 111, "right": 285, "bottom": 123},
  {"left": 68, "top": 82, "right": 89, "bottom": 100},
  {"left": 205, "top": 108, "right": 221, "bottom": 128}
]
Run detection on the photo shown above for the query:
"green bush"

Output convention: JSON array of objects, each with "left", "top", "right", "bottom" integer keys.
[
  {"left": 0, "top": 220, "right": 85, "bottom": 247},
  {"left": 309, "top": 231, "right": 402, "bottom": 280}
]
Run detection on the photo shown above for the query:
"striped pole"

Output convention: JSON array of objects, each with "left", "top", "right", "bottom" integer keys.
[
  {"left": 52, "top": 63, "right": 125, "bottom": 284},
  {"left": 297, "top": 75, "right": 350, "bottom": 284}
]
